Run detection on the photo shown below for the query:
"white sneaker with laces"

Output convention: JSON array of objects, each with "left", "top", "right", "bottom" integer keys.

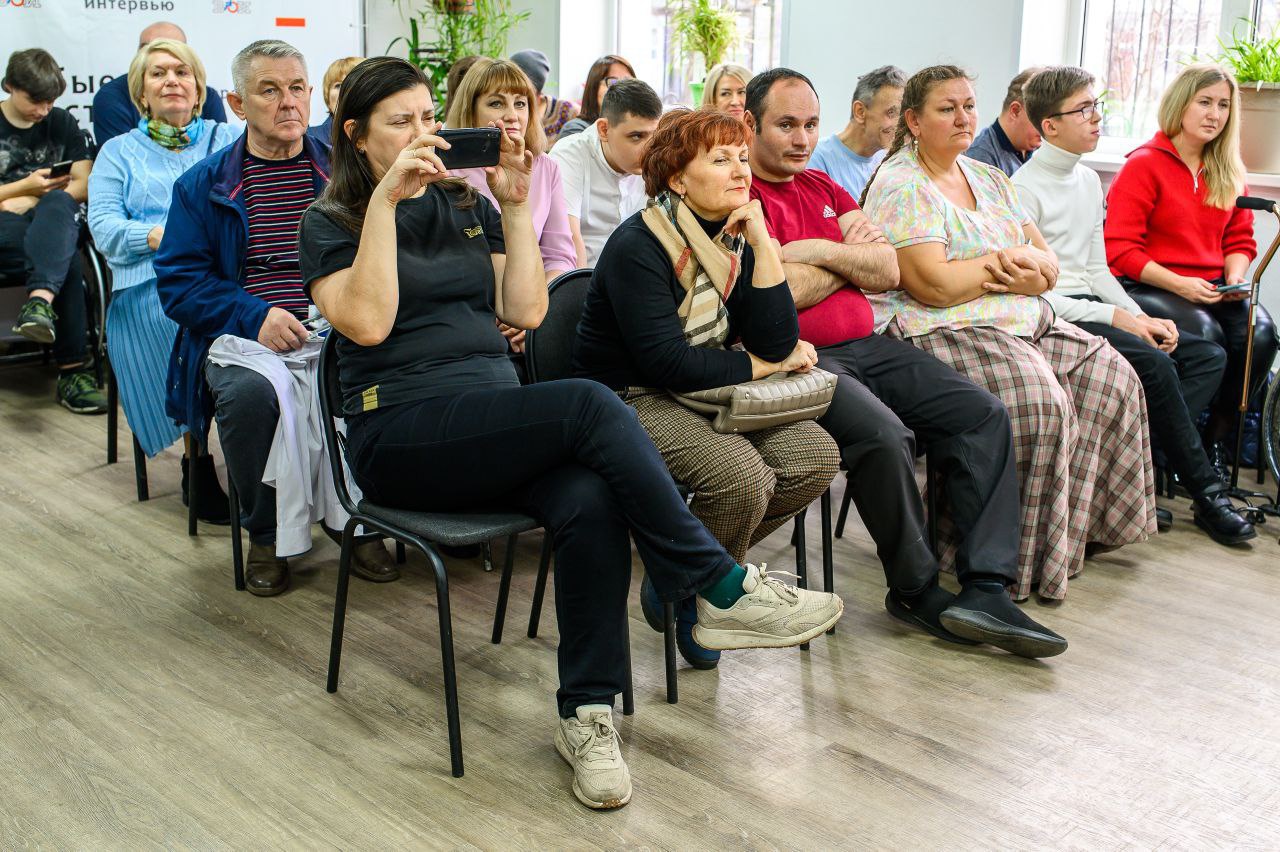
[
  {"left": 692, "top": 563, "right": 844, "bottom": 650},
  {"left": 554, "top": 704, "right": 632, "bottom": 809}
]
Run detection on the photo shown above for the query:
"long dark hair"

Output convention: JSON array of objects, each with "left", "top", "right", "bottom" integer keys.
[
  {"left": 579, "top": 54, "right": 635, "bottom": 123},
  {"left": 860, "top": 64, "right": 972, "bottom": 206},
  {"left": 313, "top": 56, "right": 474, "bottom": 235}
]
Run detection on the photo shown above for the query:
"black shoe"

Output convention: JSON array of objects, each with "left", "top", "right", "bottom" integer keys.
[
  {"left": 181, "top": 454, "right": 232, "bottom": 525},
  {"left": 884, "top": 584, "right": 979, "bottom": 645},
  {"left": 246, "top": 543, "right": 289, "bottom": 596},
  {"left": 1155, "top": 506, "right": 1173, "bottom": 532},
  {"left": 639, "top": 575, "right": 719, "bottom": 669},
  {"left": 1192, "top": 485, "right": 1257, "bottom": 546},
  {"left": 939, "top": 585, "right": 1068, "bottom": 658}
]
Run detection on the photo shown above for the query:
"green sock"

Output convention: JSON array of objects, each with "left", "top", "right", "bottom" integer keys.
[{"left": 699, "top": 564, "right": 748, "bottom": 609}]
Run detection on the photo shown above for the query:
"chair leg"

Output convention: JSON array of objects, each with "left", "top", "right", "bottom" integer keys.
[
  {"left": 106, "top": 364, "right": 118, "bottom": 465},
  {"left": 663, "top": 602, "right": 678, "bottom": 704},
  {"left": 395, "top": 541, "right": 406, "bottom": 564},
  {"left": 926, "top": 452, "right": 939, "bottom": 557},
  {"left": 229, "top": 479, "right": 244, "bottom": 591},
  {"left": 835, "top": 485, "right": 852, "bottom": 539},
  {"left": 794, "top": 512, "right": 809, "bottom": 651},
  {"left": 326, "top": 518, "right": 359, "bottom": 693},
  {"left": 424, "top": 545, "right": 465, "bottom": 778},
  {"left": 132, "top": 436, "right": 149, "bottom": 502},
  {"left": 820, "top": 489, "right": 835, "bottom": 635},
  {"left": 186, "top": 435, "right": 199, "bottom": 537},
  {"left": 481, "top": 541, "right": 494, "bottom": 572},
  {"left": 528, "top": 534, "right": 552, "bottom": 639},
  {"left": 491, "top": 535, "right": 517, "bottom": 645},
  {"left": 622, "top": 618, "right": 634, "bottom": 716}
]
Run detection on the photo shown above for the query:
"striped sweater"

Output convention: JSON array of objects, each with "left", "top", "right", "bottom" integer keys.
[{"left": 241, "top": 153, "right": 316, "bottom": 317}]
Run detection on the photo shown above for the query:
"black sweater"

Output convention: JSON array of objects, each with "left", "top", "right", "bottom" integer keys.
[{"left": 572, "top": 210, "right": 799, "bottom": 392}]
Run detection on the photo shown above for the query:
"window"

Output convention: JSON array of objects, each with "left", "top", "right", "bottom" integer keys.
[
  {"left": 1080, "top": 0, "right": 1278, "bottom": 140},
  {"left": 616, "top": 0, "right": 784, "bottom": 105}
]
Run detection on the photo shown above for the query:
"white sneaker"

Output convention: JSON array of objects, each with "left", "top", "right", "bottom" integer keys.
[
  {"left": 554, "top": 705, "right": 632, "bottom": 809},
  {"left": 692, "top": 564, "right": 844, "bottom": 650}
]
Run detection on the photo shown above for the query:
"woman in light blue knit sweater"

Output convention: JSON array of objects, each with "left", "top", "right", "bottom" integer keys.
[{"left": 89, "top": 39, "right": 236, "bottom": 519}]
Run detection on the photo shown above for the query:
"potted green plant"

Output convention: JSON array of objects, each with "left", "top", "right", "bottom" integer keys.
[
  {"left": 669, "top": 0, "right": 738, "bottom": 104},
  {"left": 388, "top": 0, "right": 530, "bottom": 109},
  {"left": 1216, "top": 22, "right": 1280, "bottom": 173}
]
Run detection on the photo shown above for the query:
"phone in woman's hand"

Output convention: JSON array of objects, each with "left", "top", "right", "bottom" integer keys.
[
  {"left": 437, "top": 128, "right": 502, "bottom": 170},
  {"left": 1215, "top": 281, "right": 1251, "bottom": 295}
]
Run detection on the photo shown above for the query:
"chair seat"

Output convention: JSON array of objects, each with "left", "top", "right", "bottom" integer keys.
[{"left": 357, "top": 500, "right": 540, "bottom": 547}]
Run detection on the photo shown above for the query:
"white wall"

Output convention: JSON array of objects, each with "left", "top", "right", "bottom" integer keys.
[{"left": 780, "top": 0, "right": 1025, "bottom": 135}]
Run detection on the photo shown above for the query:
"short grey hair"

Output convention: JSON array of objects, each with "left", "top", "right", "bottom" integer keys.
[
  {"left": 852, "top": 65, "right": 906, "bottom": 109},
  {"left": 231, "top": 39, "right": 307, "bottom": 94}
]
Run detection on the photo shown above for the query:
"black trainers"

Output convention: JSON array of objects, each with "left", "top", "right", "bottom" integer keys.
[
  {"left": 885, "top": 584, "right": 979, "bottom": 646},
  {"left": 56, "top": 369, "right": 108, "bottom": 414},
  {"left": 13, "top": 297, "right": 56, "bottom": 344},
  {"left": 939, "top": 585, "right": 1068, "bottom": 658}
]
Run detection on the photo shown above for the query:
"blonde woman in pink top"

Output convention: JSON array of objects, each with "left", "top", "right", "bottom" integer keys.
[{"left": 447, "top": 58, "right": 578, "bottom": 353}]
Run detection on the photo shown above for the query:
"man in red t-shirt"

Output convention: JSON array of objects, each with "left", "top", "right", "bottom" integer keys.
[{"left": 744, "top": 69, "right": 1065, "bottom": 658}]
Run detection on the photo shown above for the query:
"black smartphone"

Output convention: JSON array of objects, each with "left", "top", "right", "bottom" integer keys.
[
  {"left": 47, "top": 160, "right": 74, "bottom": 178},
  {"left": 437, "top": 127, "right": 502, "bottom": 170}
]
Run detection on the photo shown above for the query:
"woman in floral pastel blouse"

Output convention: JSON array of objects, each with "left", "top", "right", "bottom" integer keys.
[{"left": 863, "top": 65, "right": 1155, "bottom": 601}]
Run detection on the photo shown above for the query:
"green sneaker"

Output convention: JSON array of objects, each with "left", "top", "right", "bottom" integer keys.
[
  {"left": 56, "top": 370, "right": 108, "bottom": 415},
  {"left": 12, "top": 297, "right": 57, "bottom": 344}
]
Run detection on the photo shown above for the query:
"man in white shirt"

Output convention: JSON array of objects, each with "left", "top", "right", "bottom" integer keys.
[
  {"left": 1013, "top": 66, "right": 1254, "bottom": 546},
  {"left": 548, "top": 78, "right": 660, "bottom": 266},
  {"left": 809, "top": 65, "right": 903, "bottom": 202}
]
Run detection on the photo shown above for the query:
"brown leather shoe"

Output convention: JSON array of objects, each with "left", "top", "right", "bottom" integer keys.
[
  {"left": 246, "top": 543, "right": 289, "bottom": 596},
  {"left": 351, "top": 539, "right": 401, "bottom": 583}
]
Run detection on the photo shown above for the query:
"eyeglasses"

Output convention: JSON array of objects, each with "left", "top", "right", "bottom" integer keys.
[{"left": 1047, "top": 99, "right": 1106, "bottom": 121}]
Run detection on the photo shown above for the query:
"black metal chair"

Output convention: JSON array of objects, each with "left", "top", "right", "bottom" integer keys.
[{"left": 317, "top": 331, "right": 623, "bottom": 778}]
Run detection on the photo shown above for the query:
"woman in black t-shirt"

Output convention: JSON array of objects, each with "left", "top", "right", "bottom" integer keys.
[{"left": 297, "top": 58, "right": 843, "bottom": 811}]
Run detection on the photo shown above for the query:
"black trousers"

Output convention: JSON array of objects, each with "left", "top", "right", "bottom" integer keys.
[
  {"left": 0, "top": 190, "right": 88, "bottom": 364},
  {"left": 206, "top": 362, "right": 279, "bottom": 545},
  {"left": 346, "top": 378, "right": 735, "bottom": 717},
  {"left": 1073, "top": 309, "right": 1225, "bottom": 495},
  {"left": 1123, "top": 281, "right": 1279, "bottom": 429},
  {"left": 814, "top": 334, "right": 1020, "bottom": 593}
]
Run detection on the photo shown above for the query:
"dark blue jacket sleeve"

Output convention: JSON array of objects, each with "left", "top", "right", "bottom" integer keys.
[
  {"left": 594, "top": 226, "right": 752, "bottom": 393},
  {"left": 154, "top": 171, "right": 272, "bottom": 341},
  {"left": 202, "top": 86, "right": 228, "bottom": 123},
  {"left": 90, "top": 77, "right": 138, "bottom": 150}
]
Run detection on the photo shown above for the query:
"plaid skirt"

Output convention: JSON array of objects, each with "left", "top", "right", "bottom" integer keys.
[{"left": 905, "top": 316, "right": 1156, "bottom": 600}]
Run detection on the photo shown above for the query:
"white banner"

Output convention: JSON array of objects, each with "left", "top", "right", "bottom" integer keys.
[{"left": 0, "top": 0, "right": 361, "bottom": 139}]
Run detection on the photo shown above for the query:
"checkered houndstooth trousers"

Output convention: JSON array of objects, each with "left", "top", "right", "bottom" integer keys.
[
  {"left": 910, "top": 318, "right": 1157, "bottom": 601},
  {"left": 624, "top": 390, "right": 841, "bottom": 566}
]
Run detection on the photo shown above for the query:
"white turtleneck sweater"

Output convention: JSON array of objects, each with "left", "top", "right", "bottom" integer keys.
[{"left": 1011, "top": 140, "right": 1142, "bottom": 326}]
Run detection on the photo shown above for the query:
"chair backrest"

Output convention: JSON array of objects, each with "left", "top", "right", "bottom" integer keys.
[
  {"left": 317, "top": 332, "right": 359, "bottom": 515},
  {"left": 524, "top": 268, "right": 593, "bottom": 383}
]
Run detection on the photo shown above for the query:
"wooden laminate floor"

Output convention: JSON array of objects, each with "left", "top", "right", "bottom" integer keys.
[{"left": 2, "top": 363, "right": 1279, "bottom": 850}]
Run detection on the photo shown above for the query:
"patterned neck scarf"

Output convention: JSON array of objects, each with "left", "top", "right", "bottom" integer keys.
[
  {"left": 640, "top": 191, "right": 744, "bottom": 349},
  {"left": 139, "top": 115, "right": 204, "bottom": 150}
]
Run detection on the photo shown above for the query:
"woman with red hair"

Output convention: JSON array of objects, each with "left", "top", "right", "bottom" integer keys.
[{"left": 573, "top": 109, "right": 841, "bottom": 670}]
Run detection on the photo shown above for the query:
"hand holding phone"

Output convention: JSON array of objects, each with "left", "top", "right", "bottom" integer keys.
[
  {"left": 437, "top": 127, "right": 502, "bottom": 170},
  {"left": 47, "top": 160, "right": 74, "bottom": 179},
  {"left": 1215, "top": 281, "right": 1251, "bottom": 295}
]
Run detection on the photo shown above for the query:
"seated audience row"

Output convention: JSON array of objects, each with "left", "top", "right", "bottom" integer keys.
[{"left": 6, "top": 25, "right": 1273, "bottom": 814}]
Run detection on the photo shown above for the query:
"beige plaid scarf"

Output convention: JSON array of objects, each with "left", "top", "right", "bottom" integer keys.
[{"left": 640, "top": 191, "right": 744, "bottom": 348}]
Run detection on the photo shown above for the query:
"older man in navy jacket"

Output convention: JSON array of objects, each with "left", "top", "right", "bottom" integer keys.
[{"left": 156, "top": 39, "right": 396, "bottom": 596}]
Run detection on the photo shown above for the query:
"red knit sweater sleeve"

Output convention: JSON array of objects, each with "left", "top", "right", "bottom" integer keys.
[
  {"left": 1222, "top": 192, "right": 1257, "bottom": 261},
  {"left": 1104, "top": 154, "right": 1160, "bottom": 281}
]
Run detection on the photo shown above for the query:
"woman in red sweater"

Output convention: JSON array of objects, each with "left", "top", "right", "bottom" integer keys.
[{"left": 1105, "top": 63, "right": 1276, "bottom": 452}]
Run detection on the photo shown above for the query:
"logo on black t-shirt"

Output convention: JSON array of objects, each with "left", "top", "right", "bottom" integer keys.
[{"left": 463, "top": 225, "right": 483, "bottom": 239}]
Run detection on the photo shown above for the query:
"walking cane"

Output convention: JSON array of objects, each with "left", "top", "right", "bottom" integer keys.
[{"left": 1230, "top": 196, "right": 1280, "bottom": 504}]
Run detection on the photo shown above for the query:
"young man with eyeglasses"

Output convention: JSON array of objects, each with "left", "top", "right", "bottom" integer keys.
[{"left": 1012, "top": 66, "right": 1254, "bottom": 546}]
